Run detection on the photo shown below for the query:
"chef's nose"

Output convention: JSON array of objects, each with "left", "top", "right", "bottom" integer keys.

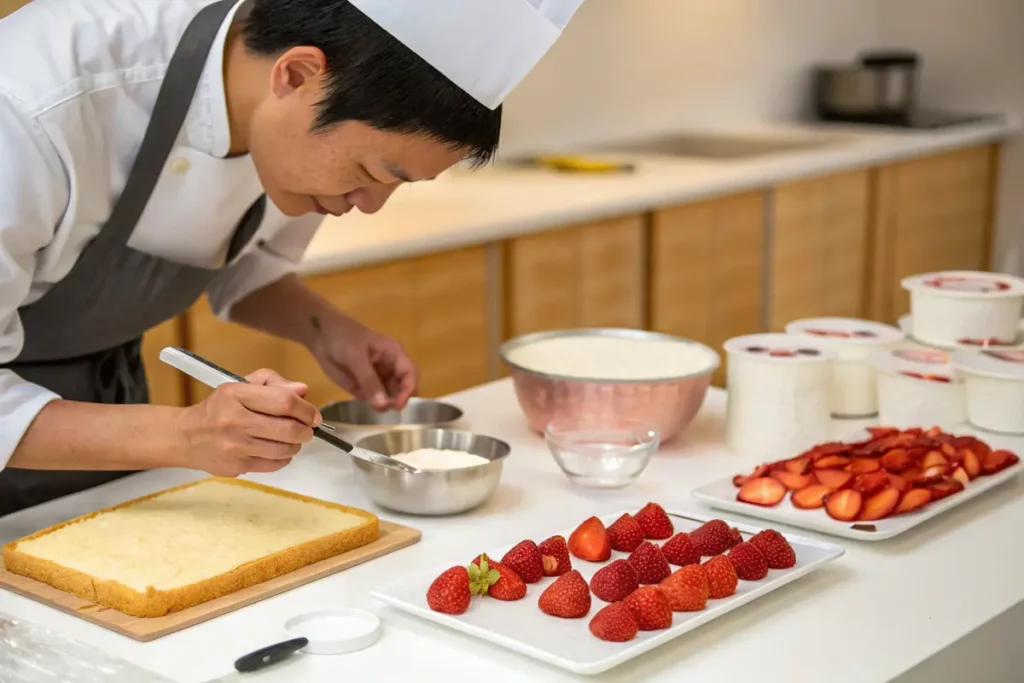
[{"left": 345, "top": 184, "right": 398, "bottom": 215}]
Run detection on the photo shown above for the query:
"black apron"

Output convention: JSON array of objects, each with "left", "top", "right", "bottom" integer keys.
[{"left": 0, "top": 0, "right": 268, "bottom": 517}]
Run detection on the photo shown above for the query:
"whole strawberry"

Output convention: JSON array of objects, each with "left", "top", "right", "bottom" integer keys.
[
  {"left": 659, "top": 565, "right": 709, "bottom": 612},
  {"left": 623, "top": 585, "right": 673, "bottom": 630},
  {"left": 538, "top": 570, "right": 592, "bottom": 618},
  {"left": 427, "top": 566, "right": 471, "bottom": 615},
  {"left": 589, "top": 602, "right": 639, "bottom": 643},
  {"left": 606, "top": 513, "right": 645, "bottom": 552},
  {"left": 689, "top": 519, "right": 740, "bottom": 556},
  {"left": 727, "top": 541, "right": 769, "bottom": 581},
  {"left": 589, "top": 559, "right": 640, "bottom": 603},
  {"left": 538, "top": 535, "right": 572, "bottom": 576},
  {"left": 702, "top": 555, "right": 739, "bottom": 599},
  {"left": 660, "top": 532, "right": 701, "bottom": 567},
  {"left": 501, "top": 540, "right": 545, "bottom": 583},
  {"left": 627, "top": 541, "right": 672, "bottom": 584},
  {"left": 635, "top": 502, "right": 674, "bottom": 539},
  {"left": 469, "top": 554, "right": 526, "bottom": 601},
  {"left": 749, "top": 529, "right": 796, "bottom": 569}
]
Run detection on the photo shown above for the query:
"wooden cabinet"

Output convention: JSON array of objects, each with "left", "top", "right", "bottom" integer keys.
[
  {"left": 503, "top": 215, "right": 647, "bottom": 337},
  {"left": 140, "top": 316, "right": 187, "bottom": 406},
  {"left": 649, "top": 192, "right": 766, "bottom": 387},
  {"left": 867, "top": 145, "right": 998, "bottom": 323},
  {"left": 769, "top": 169, "right": 871, "bottom": 330}
]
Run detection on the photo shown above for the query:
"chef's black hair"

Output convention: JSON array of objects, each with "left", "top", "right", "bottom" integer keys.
[{"left": 241, "top": 0, "right": 502, "bottom": 167}]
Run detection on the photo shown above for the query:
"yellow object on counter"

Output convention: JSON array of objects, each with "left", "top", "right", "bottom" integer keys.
[{"left": 514, "top": 154, "right": 635, "bottom": 174}]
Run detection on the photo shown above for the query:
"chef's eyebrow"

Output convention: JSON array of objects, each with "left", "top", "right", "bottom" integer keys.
[{"left": 384, "top": 162, "right": 436, "bottom": 182}]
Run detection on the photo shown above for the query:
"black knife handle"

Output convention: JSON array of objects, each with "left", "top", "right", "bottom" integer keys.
[{"left": 233, "top": 637, "right": 309, "bottom": 673}]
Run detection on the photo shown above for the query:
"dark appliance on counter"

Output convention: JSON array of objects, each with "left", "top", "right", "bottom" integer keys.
[{"left": 812, "top": 50, "right": 1003, "bottom": 129}]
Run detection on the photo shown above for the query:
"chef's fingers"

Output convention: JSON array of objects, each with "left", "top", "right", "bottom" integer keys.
[
  {"left": 244, "top": 368, "right": 309, "bottom": 398},
  {"left": 389, "top": 356, "right": 418, "bottom": 409},
  {"left": 232, "top": 384, "right": 321, "bottom": 427},
  {"left": 241, "top": 456, "right": 294, "bottom": 473},
  {"left": 244, "top": 416, "right": 314, "bottom": 447},
  {"left": 345, "top": 356, "right": 389, "bottom": 409}
]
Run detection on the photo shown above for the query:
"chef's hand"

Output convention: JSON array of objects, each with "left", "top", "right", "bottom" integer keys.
[
  {"left": 177, "top": 368, "right": 320, "bottom": 477},
  {"left": 308, "top": 311, "right": 418, "bottom": 411}
]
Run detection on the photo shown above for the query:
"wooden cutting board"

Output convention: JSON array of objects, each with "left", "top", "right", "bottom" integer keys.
[{"left": 0, "top": 519, "right": 420, "bottom": 642}]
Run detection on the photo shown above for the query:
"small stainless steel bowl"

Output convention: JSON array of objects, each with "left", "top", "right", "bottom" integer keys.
[
  {"left": 320, "top": 397, "right": 464, "bottom": 430},
  {"left": 352, "top": 428, "right": 510, "bottom": 516},
  {"left": 499, "top": 328, "right": 720, "bottom": 443}
]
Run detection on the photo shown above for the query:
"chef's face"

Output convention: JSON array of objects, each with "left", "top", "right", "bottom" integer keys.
[{"left": 247, "top": 48, "right": 470, "bottom": 218}]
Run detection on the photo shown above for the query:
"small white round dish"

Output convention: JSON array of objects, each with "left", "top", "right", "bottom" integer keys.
[
  {"left": 902, "top": 270, "right": 1024, "bottom": 348},
  {"left": 872, "top": 348, "right": 965, "bottom": 428},
  {"left": 283, "top": 609, "right": 382, "bottom": 655},
  {"left": 785, "top": 317, "right": 904, "bottom": 418},
  {"left": 951, "top": 349, "right": 1024, "bottom": 435},
  {"left": 897, "top": 313, "right": 1024, "bottom": 351},
  {"left": 723, "top": 333, "right": 836, "bottom": 459}
]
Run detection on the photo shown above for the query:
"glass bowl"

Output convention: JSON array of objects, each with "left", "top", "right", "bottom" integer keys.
[{"left": 544, "top": 416, "right": 660, "bottom": 489}]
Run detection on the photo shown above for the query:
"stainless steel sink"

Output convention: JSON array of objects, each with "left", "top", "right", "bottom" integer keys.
[{"left": 593, "top": 131, "right": 853, "bottom": 160}]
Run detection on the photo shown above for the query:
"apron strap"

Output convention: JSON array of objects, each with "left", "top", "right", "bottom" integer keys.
[{"left": 87, "top": 0, "right": 239, "bottom": 258}]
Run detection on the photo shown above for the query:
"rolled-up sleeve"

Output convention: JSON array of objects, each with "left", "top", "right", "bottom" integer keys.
[
  {"left": 204, "top": 210, "right": 322, "bottom": 320},
  {"left": 0, "top": 93, "right": 70, "bottom": 469}
]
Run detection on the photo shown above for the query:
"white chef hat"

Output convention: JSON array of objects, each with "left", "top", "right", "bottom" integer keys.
[{"left": 347, "top": 0, "right": 586, "bottom": 110}]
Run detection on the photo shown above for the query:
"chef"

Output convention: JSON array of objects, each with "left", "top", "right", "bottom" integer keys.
[{"left": 0, "top": 0, "right": 585, "bottom": 516}]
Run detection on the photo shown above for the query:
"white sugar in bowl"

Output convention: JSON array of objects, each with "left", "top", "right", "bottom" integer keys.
[
  {"left": 723, "top": 333, "right": 835, "bottom": 460},
  {"left": 785, "top": 317, "right": 904, "bottom": 418},
  {"left": 951, "top": 349, "right": 1024, "bottom": 435},
  {"left": 902, "top": 271, "right": 1024, "bottom": 348},
  {"left": 872, "top": 348, "right": 965, "bottom": 429}
]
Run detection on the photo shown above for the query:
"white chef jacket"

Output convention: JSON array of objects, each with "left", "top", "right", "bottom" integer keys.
[{"left": 0, "top": 0, "right": 323, "bottom": 469}]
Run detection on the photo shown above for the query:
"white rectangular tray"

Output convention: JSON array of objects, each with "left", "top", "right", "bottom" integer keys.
[
  {"left": 370, "top": 510, "right": 844, "bottom": 676},
  {"left": 692, "top": 426, "right": 1024, "bottom": 541}
]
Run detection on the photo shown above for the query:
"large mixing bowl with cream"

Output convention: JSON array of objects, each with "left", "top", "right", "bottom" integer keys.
[{"left": 499, "top": 328, "right": 720, "bottom": 443}]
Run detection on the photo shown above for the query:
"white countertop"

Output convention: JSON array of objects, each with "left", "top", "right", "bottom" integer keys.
[
  {"left": 2, "top": 379, "right": 1022, "bottom": 682},
  {"left": 300, "top": 117, "right": 1022, "bottom": 274}
]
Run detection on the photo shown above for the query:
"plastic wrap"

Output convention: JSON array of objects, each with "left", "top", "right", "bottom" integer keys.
[{"left": 0, "top": 612, "right": 174, "bottom": 683}]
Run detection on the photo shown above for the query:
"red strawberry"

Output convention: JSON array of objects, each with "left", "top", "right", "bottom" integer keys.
[
  {"left": 427, "top": 566, "right": 471, "bottom": 615},
  {"left": 588, "top": 602, "right": 639, "bottom": 643},
  {"left": 589, "top": 559, "right": 639, "bottom": 603},
  {"left": 748, "top": 529, "right": 796, "bottom": 570},
  {"left": 468, "top": 554, "right": 526, "bottom": 601},
  {"left": 607, "top": 513, "right": 645, "bottom": 552},
  {"left": 727, "top": 541, "right": 769, "bottom": 581},
  {"left": 538, "top": 570, "right": 592, "bottom": 618},
  {"left": 627, "top": 541, "right": 672, "bottom": 584},
  {"left": 538, "top": 535, "right": 572, "bottom": 576},
  {"left": 659, "top": 565, "right": 709, "bottom": 612},
  {"left": 702, "top": 555, "right": 738, "bottom": 598},
  {"left": 623, "top": 586, "right": 673, "bottom": 630},
  {"left": 634, "top": 502, "right": 674, "bottom": 539},
  {"left": 689, "top": 519, "right": 739, "bottom": 556},
  {"left": 568, "top": 517, "right": 612, "bottom": 563},
  {"left": 501, "top": 540, "right": 544, "bottom": 584},
  {"left": 660, "top": 532, "right": 701, "bottom": 567}
]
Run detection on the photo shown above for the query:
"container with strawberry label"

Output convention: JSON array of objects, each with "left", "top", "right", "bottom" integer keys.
[
  {"left": 785, "top": 317, "right": 904, "bottom": 419},
  {"left": 951, "top": 349, "right": 1024, "bottom": 434},
  {"left": 723, "top": 333, "right": 836, "bottom": 460},
  {"left": 871, "top": 347, "right": 965, "bottom": 428},
  {"left": 902, "top": 270, "right": 1024, "bottom": 349}
]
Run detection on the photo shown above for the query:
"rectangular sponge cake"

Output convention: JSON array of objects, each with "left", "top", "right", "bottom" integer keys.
[{"left": 2, "top": 478, "right": 379, "bottom": 617}]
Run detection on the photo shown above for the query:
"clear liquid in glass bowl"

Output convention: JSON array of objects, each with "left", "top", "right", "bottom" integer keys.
[{"left": 545, "top": 417, "right": 660, "bottom": 488}]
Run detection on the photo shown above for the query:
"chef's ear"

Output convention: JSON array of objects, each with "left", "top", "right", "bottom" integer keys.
[{"left": 269, "top": 46, "right": 328, "bottom": 98}]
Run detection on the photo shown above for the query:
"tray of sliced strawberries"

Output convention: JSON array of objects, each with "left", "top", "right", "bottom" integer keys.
[
  {"left": 370, "top": 504, "right": 843, "bottom": 676},
  {"left": 692, "top": 426, "right": 1022, "bottom": 541}
]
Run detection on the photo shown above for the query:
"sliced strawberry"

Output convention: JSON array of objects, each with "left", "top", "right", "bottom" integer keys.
[
  {"left": 940, "top": 442, "right": 959, "bottom": 458},
  {"left": 814, "top": 469, "right": 853, "bottom": 490},
  {"left": 814, "top": 455, "right": 851, "bottom": 469},
  {"left": 893, "top": 488, "right": 932, "bottom": 515},
  {"left": 850, "top": 470, "right": 889, "bottom": 497},
  {"left": 770, "top": 470, "right": 815, "bottom": 491},
  {"left": 982, "top": 449, "right": 1020, "bottom": 475},
  {"left": 824, "top": 489, "right": 863, "bottom": 522},
  {"left": 881, "top": 448, "right": 914, "bottom": 473},
  {"left": 901, "top": 466, "right": 922, "bottom": 484},
  {"left": 635, "top": 502, "right": 675, "bottom": 540},
  {"left": 606, "top": 513, "right": 646, "bottom": 553},
  {"left": 921, "top": 451, "right": 949, "bottom": 470},
  {"left": 972, "top": 438, "right": 993, "bottom": 458},
  {"left": 961, "top": 448, "right": 982, "bottom": 479},
  {"left": 887, "top": 472, "right": 910, "bottom": 493},
  {"left": 784, "top": 457, "right": 812, "bottom": 475},
  {"left": 791, "top": 484, "right": 831, "bottom": 509},
  {"left": 568, "top": 517, "right": 612, "bottom": 563},
  {"left": 868, "top": 426, "right": 900, "bottom": 438},
  {"left": 925, "top": 426, "right": 942, "bottom": 437},
  {"left": 858, "top": 487, "right": 900, "bottom": 521},
  {"left": 736, "top": 477, "right": 787, "bottom": 507},
  {"left": 928, "top": 478, "right": 964, "bottom": 501},
  {"left": 847, "top": 458, "right": 881, "bottom": 474},
  {"left": 914, "top": 464, "right": 949, "bottom": 486},
  {"left": 732, "top": 463, "right": 769, "bottom": 487},
  {"left": 951, "top": 466, "right": 970, "bottom": 487}
]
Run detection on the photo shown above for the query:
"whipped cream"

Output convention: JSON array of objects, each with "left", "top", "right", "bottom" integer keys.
[{"left": 392, "top": 448, "right": 490, "bottom": 470}]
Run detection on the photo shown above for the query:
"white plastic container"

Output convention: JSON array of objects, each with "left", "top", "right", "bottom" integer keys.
[
  {"left": 951, "top": 349, "right": 1024, "bottom": 435},
  {"left": 902, "top": 270, "right": 1024, "bottom": 348},
  {"left": 723, "top": 333, "right": 835, "bottom": 460},
  {"left": 785, "top": 317, "right": 904, "bottom": 418},
  {"left": 897, "top": 313, "right": 1024, "bottom": 351},
  {"left": 872, "top": 348, "right": 965, "bottom": 428}
]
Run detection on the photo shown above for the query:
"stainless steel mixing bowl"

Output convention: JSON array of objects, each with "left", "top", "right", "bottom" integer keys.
[
  {"left": 499, "top": 328, "right": 720, "bottom": 443},
  {"left": 319, "top": 397, "right": 464, "bottom": 429},
  {"left": 352, "top": 428, "right": 510, "bottom": 516}
]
